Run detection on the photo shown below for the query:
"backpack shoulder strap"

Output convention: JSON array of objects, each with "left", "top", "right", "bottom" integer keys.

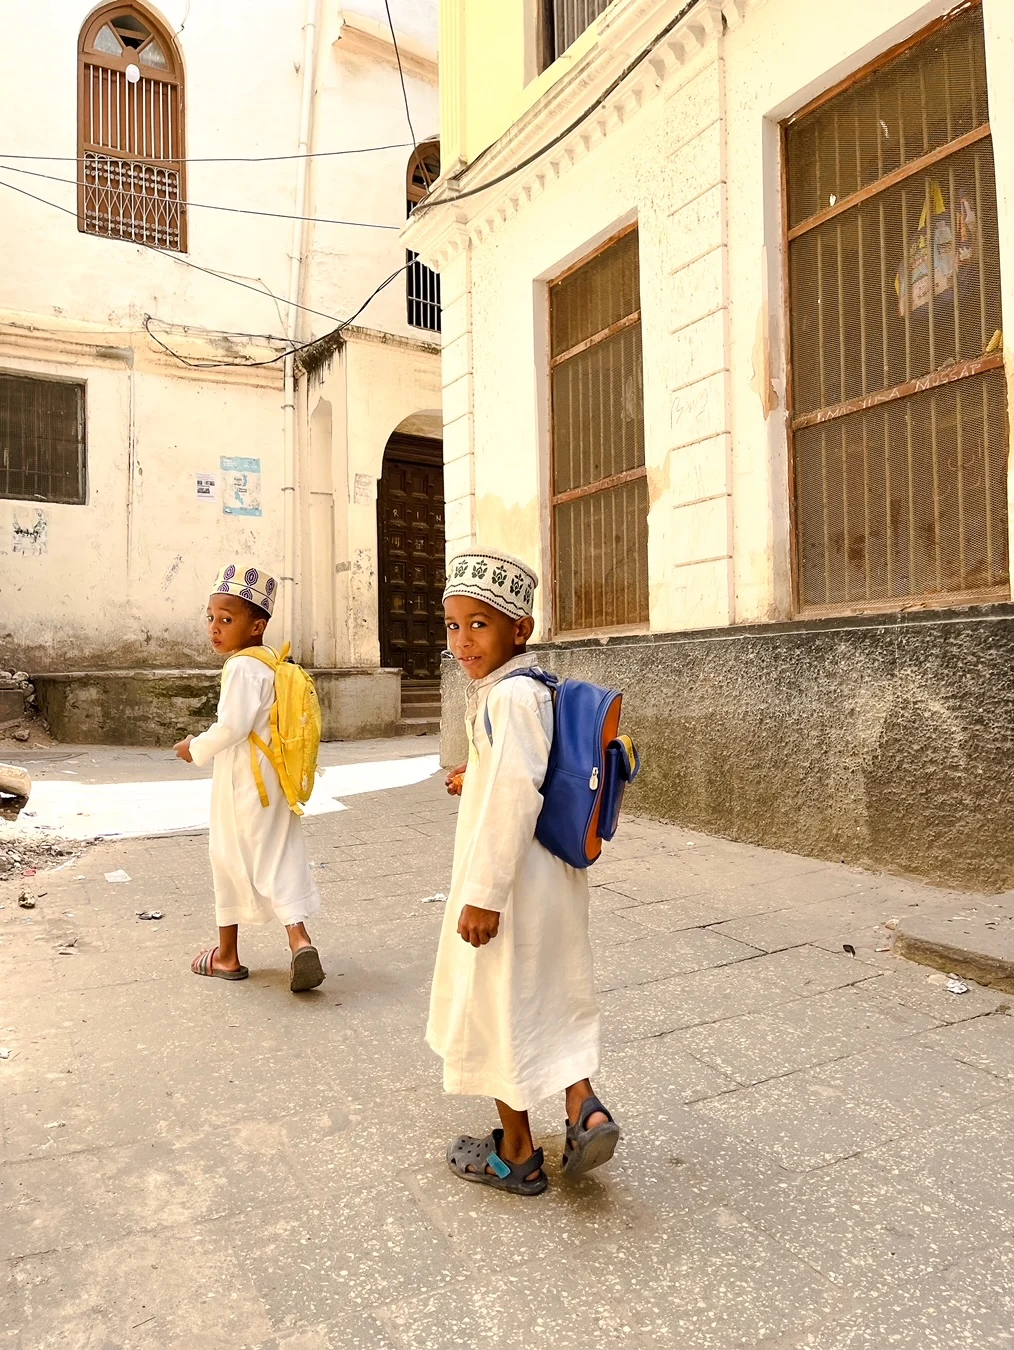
[
  {"left": 228, "top": 645, "right": 279, "bottom": 671},
  {"left": 482, "top": 667, "right": 558, "bottom": 744}
]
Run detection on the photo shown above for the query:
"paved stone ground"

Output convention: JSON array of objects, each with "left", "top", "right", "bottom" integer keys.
[{"left": 1, "top": 739, "right": 1013, "bottom": 1349}]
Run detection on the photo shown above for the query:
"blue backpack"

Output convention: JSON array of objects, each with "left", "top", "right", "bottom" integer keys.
[{"left": 483, "top": 668, "right": 641, "bottom": 869}]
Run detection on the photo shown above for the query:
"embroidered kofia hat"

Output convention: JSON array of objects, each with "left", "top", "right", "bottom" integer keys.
[
  {"left": 211, "top": 562, "right": 278, "bottom": 617},
  {"left": 443, "top": 550, "right": 538, "bottom": 620}
]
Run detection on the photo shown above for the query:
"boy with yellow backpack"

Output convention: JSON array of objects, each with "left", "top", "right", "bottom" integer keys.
[{"left": 174, "top": 563, "right": 326, "bottom": 993}]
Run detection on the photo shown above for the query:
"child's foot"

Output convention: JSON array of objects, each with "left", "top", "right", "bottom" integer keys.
[
  {"left": 562, "top": 1096, "right": 620, "bottom": 1178},
  {"left": 447, "top": 1128, "right": 547, "bottom": 1196},
  {"left": 191, "top": 947, "right": 249, "bottom": 981},
  {"left": 289, "top": 944, "right": 325, "bottom": 992}
]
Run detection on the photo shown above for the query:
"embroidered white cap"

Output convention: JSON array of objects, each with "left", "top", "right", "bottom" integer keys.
[
  {"left": 210, "top": 562, "right": 277, "bottom": 617},
  {"left": 443, "top": 550, "right": 539, "bottom": 620}
]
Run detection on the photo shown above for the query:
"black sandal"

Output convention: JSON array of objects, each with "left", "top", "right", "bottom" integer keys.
[
  {"left": 562, "top": 1096, "right": 620, "bottom": 1179},
  {"left": 446, "top": 1128, "right": 548, "bottom": 1196}
]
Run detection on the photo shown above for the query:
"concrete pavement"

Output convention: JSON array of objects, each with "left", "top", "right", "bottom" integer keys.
[{"left": 2, "top": 736, "right": 1013, "bottom": 1348}]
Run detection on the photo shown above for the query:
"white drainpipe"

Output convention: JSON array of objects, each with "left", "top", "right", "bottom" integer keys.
[{"left": 282, "top": 0, "right": 319, "bottom": 656}]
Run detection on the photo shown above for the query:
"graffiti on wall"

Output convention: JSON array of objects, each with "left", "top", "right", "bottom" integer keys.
[{"left": 12, "top": 510, "right": 48, "bottom": 557}]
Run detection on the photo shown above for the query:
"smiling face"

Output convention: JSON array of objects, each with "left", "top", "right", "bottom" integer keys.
[
  {"left": 443, "top": 595, "right": 534, "bottom": 681},
  {"left": 206, "top": 593, "right": 268, "bottom": 656}
]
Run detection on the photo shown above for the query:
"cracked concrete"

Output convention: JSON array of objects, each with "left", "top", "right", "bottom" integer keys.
[{"left": 2, "top": 737, "right": 1013, "bottom": 1348}]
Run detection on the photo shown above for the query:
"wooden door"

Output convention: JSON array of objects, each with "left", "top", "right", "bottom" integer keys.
[{"left": 377, "top": 434, "right": 445, "bottom": 679}]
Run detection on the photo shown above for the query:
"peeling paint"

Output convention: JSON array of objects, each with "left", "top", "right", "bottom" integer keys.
[{"left": 749, "top": 302, "right": 778, "bottom": 418}]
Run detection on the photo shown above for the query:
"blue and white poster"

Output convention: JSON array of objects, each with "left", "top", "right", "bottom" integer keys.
[{"left": 220, "top": 456, "right": 262, "bottom": 517}]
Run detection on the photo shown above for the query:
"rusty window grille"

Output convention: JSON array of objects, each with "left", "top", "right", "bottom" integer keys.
[
  {"left": 785, "top": 2, "right": 1007, "bottom": 614},
  {"left": 0, "top": 374, "right": 86, "bottom": 505},
  {"left": 77, "top": 5, "right": 186, "bottom": 252},
  {"left": 550, "top": 225, "right": 648, "bottom": 633},
  {"left": 541, "top": 0, "right": 613, "bottom": 67},
  {"left": 406, "top": 141, "right": 442, "bottom": 333}
]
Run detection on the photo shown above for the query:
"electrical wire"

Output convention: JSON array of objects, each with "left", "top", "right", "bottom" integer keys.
[
  {"left": 412, "top": 0, "right": 703, "bottom": 212},
  {"left": 383, "top": 0, "right": 431, "bottom": 188},
  {"left": 142, "top": 261, "right": 412, "bottom": 369},
  {"left": 0, "top": 162, "right": 400, "bottom": 230},
  {"left": 0, "top": 142, "right": 413, "bottom": 165},
  {"left": 0, "top": 172, "right": 412, "bottom": 369},
  {"left": 0, "top": 177, "right": 361, "bottom": 328}
]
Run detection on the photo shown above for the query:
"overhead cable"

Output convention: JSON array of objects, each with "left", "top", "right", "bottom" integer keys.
[
  {"left": 0, "top": 142, "right": 413, "bottom": 165},
  {"left": 0, "top": 162, "right": 399, "bottom": 230},
  {"left": 0, "top": 177, "right": 355, "bottom": 328},
  {"left": 412, "top": 0, "right": 703, "bottom": 212},
  {"left": 142, "top": 261, "right": 412, "bottom": 370},
  {"left": 383, "top": 1, "right": 431, "bottom": 188},
  {"left": 0, "top": 175, "right": 411, "bottom": 370}
]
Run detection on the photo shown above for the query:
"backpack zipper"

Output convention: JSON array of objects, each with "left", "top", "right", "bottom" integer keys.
[{"left": 589, "top": 767, "right": 599, "bottom": 790}]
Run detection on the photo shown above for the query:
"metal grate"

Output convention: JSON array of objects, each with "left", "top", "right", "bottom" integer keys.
[
  {"left": 546, "top": 0, "right": 613, "bottom": 61},
  {"left": 785, "top": 4, "right": 1008, "bottom": 611},
  {"left": 407, "top": 250, "right": 441, "bottom": 332},
  {"left": 550, "top": 226, "right": 648, "bottom": 632},
  {"left": 83, "top": 152, "right": 181, "bottom": 249},
  {"left": 406, "top": 142, "right": 442, "bottom": 332},
  {"left": 78, "top": 10, "right": 185, "bottom": 252},
  {"left": 0, "top": 374, "right": 86, "bottom": 505}
]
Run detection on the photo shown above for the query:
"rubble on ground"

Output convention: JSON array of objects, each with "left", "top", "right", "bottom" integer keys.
[{"left": 0, "top": 836, "right": 84, "bottom": 881}]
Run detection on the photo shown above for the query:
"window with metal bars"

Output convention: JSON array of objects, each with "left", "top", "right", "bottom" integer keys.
[
  {"left": 540, "top": 0, "right": 613, "bottom": 69},
  {"left": 0, "top": 374, "right": 86, "bottom": 505},
  {"left": 406, "top": 142, "right": 441, "bottom": 333},
  {"left": 785, "top": 2, "right": 1007, "bottom": 614},
  {"left": 77, "top": 5, "right": 186, "bottom": 252},
  {"left": 550, "top": 225, "right": 648, "bottom": 633}
]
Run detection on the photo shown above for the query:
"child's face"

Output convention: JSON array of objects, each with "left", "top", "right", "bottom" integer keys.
[
  {"left": 444, "top": 595, "right": 533, "bottom": 681},
  {"left": 207, "top": 594, "right": 267, "bottom": 655}
]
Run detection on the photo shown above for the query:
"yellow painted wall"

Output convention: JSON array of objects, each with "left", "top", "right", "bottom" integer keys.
[{"left": 440, "top": 0, "right": 598, "bottom": 166}]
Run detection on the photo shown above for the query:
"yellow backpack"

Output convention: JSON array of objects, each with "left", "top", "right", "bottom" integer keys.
[{"left": 229, "top": 644, "right": 321, "bottom": 816}]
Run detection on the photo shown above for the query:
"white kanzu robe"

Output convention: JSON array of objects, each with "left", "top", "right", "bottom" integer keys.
[
  {"left": 190, "top": 654, "right": 320, "bottom": 929},
  {"left": 426, "top": 654, "right": 600, "bottom": 1111}
]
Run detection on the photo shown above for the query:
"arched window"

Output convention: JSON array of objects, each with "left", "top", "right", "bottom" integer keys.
[
  {"left": 78, "top": 4, "right": 186, "bottom": 252},
  {"left": 406, "top": 141, "right": 441, "bottom": 332}
]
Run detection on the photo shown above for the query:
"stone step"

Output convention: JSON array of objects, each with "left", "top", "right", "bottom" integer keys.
[
  {"left": 395, "top": 717, "right": 441, "bottom": 737},
  {"left": 402, "top": 701, "right": 441, "bottom": 720},
  {"left": 401, "top": 684, "right": 440, "bottom": 704}
]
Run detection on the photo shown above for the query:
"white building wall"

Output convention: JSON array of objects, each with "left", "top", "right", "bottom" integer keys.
[
  {"left": 0, "top": 0, "right": 442, "bottom": 672},
  {"left": 413, "top": 0, "right": 1014, "bottom": 640}
]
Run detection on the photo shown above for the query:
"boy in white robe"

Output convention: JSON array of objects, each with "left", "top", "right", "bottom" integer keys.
[
  {"left": 174, "top": 563, "right": 324, "bottom": 993},
  {"left": 428, "top": 550, "right": 619, "bottom": 1196}
]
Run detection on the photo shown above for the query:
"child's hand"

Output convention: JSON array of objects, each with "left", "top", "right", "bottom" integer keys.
[
  {"left": 445, "top": 763, "right": 467, "bottom": 796},
  {"left": 458, "top": 904, "right": 500, "bottom": 947},
  {"left": 174, "top": 736, "right": 194, "bottom": 763}
]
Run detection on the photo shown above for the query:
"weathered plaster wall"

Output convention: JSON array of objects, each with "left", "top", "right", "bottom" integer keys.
[
  {"left": 425, "top": 0, "right": 1014, "bottom": 638},
  {"left": 303, "top": 329, "right": 442, "bottom": 670},
  {"left": 437, "top": 43, "right": 737, "bottom": 637},
  {"left": 0, "top": 334, "right": 284, "bottom": 671},
  {"left": 441, "top": 608, "right": 1014, "bottom": 891},
  {"left": 0, "top": 0, "right": 441, "bottom": 676},
  {"left": 36, "top": 665, "right": 400, "bottom": 745},
  {"left": 0, "top": 1, "right": 439, "bottom": 342}
]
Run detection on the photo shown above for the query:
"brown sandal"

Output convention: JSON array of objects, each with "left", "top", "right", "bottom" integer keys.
[
  {"left": 191, "top": 947, "right": 249, "bottom": 981},
  {"left": 290, "top": 945, "right": 325, "bottom": 992}
]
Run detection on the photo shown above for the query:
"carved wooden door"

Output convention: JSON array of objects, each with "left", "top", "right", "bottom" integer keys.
[{"left": 377, "top": 435, "right": 445, "bottom": 679}]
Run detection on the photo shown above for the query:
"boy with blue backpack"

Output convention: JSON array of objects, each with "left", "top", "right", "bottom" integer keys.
[{"left": 429, "top": 550, "right": 638, "bottom": 1196}]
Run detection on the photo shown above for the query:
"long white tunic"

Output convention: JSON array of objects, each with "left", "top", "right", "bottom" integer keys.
[
  {"left": 426, "top": 654, "right": 600, "bottom": 1112},
  {"left": 190, "top": 654, "right": 320, "bottom": 929}
]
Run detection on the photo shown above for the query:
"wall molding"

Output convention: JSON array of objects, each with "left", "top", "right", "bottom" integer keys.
[{"left": 403, "top": 0, "right": 766, "bottom": 267}]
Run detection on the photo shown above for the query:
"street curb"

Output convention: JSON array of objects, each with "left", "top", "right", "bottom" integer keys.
[{"left": 894, "top": 926, "right": 1014, "bottom": 995}]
